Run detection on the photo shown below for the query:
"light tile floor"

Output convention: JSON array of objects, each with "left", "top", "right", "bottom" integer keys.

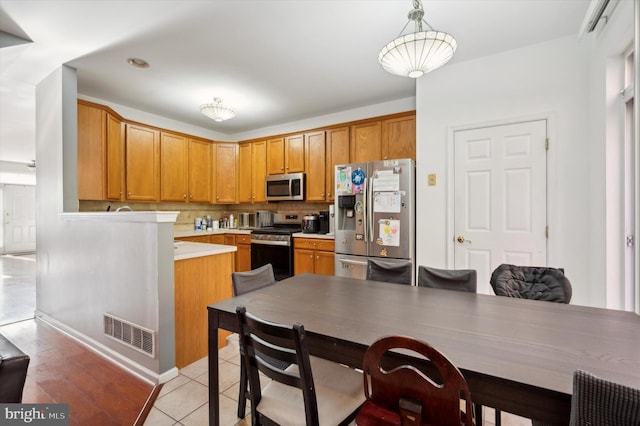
[{"left": 144, "top": 335, "right": 533, "bottom": 426}]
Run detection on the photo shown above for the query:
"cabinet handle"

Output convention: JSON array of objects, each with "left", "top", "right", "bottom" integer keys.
[
  {"left": 127, "top": 192, "right": 131, "bottom": 196},
  {"left": 183, "top": 194, "right": 187, "bottom": 199},
  {"left": 189, "top": 194, "right": 193, "bottom": 199},
  {"left": 316, "top": 256, "right": 319, "bottom": 259}
]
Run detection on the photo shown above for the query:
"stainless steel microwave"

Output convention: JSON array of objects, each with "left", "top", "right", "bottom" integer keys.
[{"left": 265, "top": 173, "right": 305, "bottom": 201}]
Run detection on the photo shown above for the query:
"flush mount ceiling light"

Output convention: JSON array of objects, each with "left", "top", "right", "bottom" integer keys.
[
  {"left": 200, "top": 98, "right": 236, "bottom": 122},
  {"left": 379, "top": 0, "right": 457, "bottom": 78}
]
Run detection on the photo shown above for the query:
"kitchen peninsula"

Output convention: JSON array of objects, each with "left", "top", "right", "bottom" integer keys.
[
  {"left": 41, "top": 211, "right": 235, "bottom": 384},
  {"left": 173, "top": 240, "right": 235, "bottom": 368}
]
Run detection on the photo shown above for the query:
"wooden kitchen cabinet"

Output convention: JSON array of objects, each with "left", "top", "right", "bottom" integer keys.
[
  {"left": 77, "top": 101, "right": 124, "bottom": 201},
  {"left": 238, "top": 140, "right": 267, "bottom": 203},
  {"left": 267, "top": 135, "right": 305, "bottom": 175},
  {"left": 325, "top": 126, "right": 350, "bottom": 202},
  {"left": 304, "top": 131, "right": 326, "bottom": 202},
  {"left": 126, "top": 124, "right": 160, "bottom": 201},
  {"left": 213, "top": 142, "right": 238, "bottom": 203},
  {"left": 160, "top": 132, "right": 188, "bottom": 202},
  {"left": 382, "top": 114, "right": 416, "bottom": 160},
  {"left": 235, "top": 234, "right": 252, "bottom": 272},
  {"left": 161, "top": 135, "right": 213, "bottom": 203},
  {"left": 210, "top": 234, "right": 225, "bottom": 244},
  {"left": 175, "top": 235, "right": 210, "bottom": 243},
  {"left": 350, "top": 121, "right": 382, "bottom": 163},
  {"left": 174, "top": 252, "right": 234, "bottom": 368},
  {"left": 294, "top": 238, "right": 335, "bottom": 276},
  {"left": 105, "top": 114, "right": 125, "bottom": 200}
]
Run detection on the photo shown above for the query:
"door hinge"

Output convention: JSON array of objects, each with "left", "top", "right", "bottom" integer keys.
[
  {"left": 627, "top": 235, "right": 635, "bottom": 247},
  {"left": 545, "top": 226, "right": 549, "bottom": 238},
  {"left": 545, "top": 138, "right": 549, "bottom": 150}
]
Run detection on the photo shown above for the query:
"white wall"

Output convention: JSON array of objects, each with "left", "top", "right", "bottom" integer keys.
[
  {"left": 416, "top": 35, "right": 595, "bottom": 305},
  {"left": 416, "top": 0, "right": 634, "bottom": 310},
  {"left": 36, "top": 66, "right": 177, "bottom": 383}
]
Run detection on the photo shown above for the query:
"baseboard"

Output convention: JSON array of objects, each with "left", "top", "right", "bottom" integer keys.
[{"left": 35, "top": 311, "right": 179, "bottom": 385}]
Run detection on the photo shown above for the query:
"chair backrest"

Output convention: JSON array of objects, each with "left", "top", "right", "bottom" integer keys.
[
  {"left": 569, "top": 370, "right": 640, "bottom": 426},
  {"left": 361, "top": 335, "right": 474, "bottom": 426},
  {"left": 490, "top": 263, "right": 572, "bottom": 303},
  {"left": 231, "top": 263, "right": 275, "bottom": 296},
  {"left": 417, "top": 266, "right": 477, "bottom": 293},
  {"left": 366, "top": 259, "right": 412, "bottom": 285},
  {"left": 235, "top": 305, "right": 320, "bottom": 426}
]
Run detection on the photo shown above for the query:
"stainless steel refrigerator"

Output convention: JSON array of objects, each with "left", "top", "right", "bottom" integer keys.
[{"left": 334, "top": 158, "right": 415, "bottom": 283}]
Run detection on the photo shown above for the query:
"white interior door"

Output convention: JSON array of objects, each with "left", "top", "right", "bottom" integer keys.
[
  {"left": 454, "top": 120, "right": 547, "bottom": 294},
  {"left": 3, "top": 184, "right": 36, "bottom": 254}
]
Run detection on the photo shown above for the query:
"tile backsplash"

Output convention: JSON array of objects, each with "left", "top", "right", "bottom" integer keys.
[{"left": 79, "top": 200, "right": 331, "bottom": 227}]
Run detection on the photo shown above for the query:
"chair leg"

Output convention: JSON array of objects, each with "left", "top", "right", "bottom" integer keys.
[
  {"left": 495, "top": 409, "right": 501, "bottom": 426},
  {"left": 474, "top": 403, "right": 483, "bottom": 425},
  {"left": 237, "top": 362, "right": 248, "bottom": 418}
]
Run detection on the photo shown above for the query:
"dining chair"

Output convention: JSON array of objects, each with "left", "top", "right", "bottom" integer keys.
[
  {"left": 417, "top": 265, "right": 477, "bottom": 293},
  {"left": 532, "top": 369, "right": 640, "bottom": 426},
  {"left": 235, "top": 305, "right": 364, "bottom": 426},
  {"left": 569, "top": 369, "right": 640, "bottom": 426},
  {"left": 490, "top": 263, "right": 572, "bottom": 303},
  {"left": 231, "top": 263, "right": 280, "bottom": 418},
  {"left": 490, "top": 263, "right": 571, "bottom": 425},
  {"left": 356, "top": 335, "right": 475, "bottom": 426},
  {"left": 366, "top": 259, "right": 413, "bottom": 285}
]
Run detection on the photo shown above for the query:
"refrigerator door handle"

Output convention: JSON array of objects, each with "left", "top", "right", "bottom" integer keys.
[
  {"left": 367, "top": 176, "right": 374, "bottom": 242},
  {"left": 338, "top": 259, "right": 369, "bottom": 266}
]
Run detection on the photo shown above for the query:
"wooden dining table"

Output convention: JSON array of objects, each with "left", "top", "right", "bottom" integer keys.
[{"left": 207, "top": 273, "right": 640, "bottom": 425}]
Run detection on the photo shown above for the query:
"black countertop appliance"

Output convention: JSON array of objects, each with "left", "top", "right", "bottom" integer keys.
[{"left": 318, "top": 210, "right": 330, "bottom": 234}]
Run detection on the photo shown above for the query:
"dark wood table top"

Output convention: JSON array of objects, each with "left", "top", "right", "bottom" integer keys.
[{"left": 208, "top": 273, "right": 640, "bottom": 424}]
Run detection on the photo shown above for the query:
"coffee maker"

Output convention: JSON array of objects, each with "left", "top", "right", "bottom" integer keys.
[{"left": 318, "top": 210, "right": 330, "bottom": 234}]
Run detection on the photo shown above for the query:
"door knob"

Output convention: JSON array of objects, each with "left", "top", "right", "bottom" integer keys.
[{"left": 457, "top": 236, "right": 472, "bottom": 244}]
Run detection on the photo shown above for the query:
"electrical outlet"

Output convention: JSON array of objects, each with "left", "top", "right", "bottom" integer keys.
[{"left": 428, "top": 174, "right": 436, "bottom": 186}]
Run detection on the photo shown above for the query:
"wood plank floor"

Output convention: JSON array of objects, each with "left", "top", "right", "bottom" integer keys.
[{"left": 0, "top": 319, "right": 159, "bottom": 426}]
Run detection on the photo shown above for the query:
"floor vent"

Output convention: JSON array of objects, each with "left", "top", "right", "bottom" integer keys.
[{"left": 103, "top": 313, "right": 155, "bottom": 358}]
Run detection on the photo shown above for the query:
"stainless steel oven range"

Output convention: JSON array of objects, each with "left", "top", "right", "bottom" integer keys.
[{"left": 250, "top": 214, "right": 302, "bottom": 281}]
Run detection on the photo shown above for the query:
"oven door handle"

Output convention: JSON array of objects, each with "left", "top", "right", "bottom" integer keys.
[{"left": 251, "top": 240, "right": 291, "bottom": 247}]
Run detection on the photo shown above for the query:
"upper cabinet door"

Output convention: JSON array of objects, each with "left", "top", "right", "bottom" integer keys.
[
  {"left": 350, "top": 121, "right": 381, "bottom": 163},
  {"left": 251, "top": 140, "right": 267, "bottom": 203},
  {"left": 305, "top": 131, "right": 326, "bottom": 202},
  {"left": 105, "top": 114, "right": 125, "bottom": 201},
  {"left": 266, "top": 137, "right": 285, "bottom": 175},
  {"left": 213, "top": 143, "right": 238, "bottom": 204},
  {"left": 382, "top": 114, "right": 416, "bottom": 160},
  {"left": 325, "top": 127, "right": 350, "bottom": 202},
  {"left": 285, "top": 134, "right": 305, "bottom": 173},
  {"left": 77, "top": 103, "right": 106, "bottom": 200},
  {"left": 160, "top": 132, "right": 188, "bottom": 202},
  {"left": 238, "top": 142, "right": 253, "bottom": 203},
  {"left": 126, "top": 124, "right": 160, "bottom": 201},
  {"left": 188, "top": 138, "right": 213, "bottom": 203}
]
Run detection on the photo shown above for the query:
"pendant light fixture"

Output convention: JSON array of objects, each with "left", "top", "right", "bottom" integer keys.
[
  {"left": 379, "top": 0, "right": 457, "bottom": 78},
  {"left": 200, "top": 98, "right": 236, "bottom": 122}
]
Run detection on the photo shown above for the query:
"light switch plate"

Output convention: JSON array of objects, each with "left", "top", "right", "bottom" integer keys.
[{"left": 428, "top": 174, "right": 436, "bottom": 186}]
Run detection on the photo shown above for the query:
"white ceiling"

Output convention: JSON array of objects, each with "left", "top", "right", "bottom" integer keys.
[{"left": 0, "top": 0, "right": 590, "bottom": 164}]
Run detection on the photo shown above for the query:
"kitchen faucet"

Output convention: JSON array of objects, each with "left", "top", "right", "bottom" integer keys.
[{"left": 115, "top": 206, "right": 133, "bottom": 212}]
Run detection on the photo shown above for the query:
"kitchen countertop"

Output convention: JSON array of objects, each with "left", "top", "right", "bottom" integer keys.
[
  {"left": 173, "top": 241, "right": 237, "bottom": 261},
  {"left": 292, "top": 232, "right": 335, "bottom": 240},
  {"left": 174, "top": 228, "right": 251, "bottom": 238}
]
